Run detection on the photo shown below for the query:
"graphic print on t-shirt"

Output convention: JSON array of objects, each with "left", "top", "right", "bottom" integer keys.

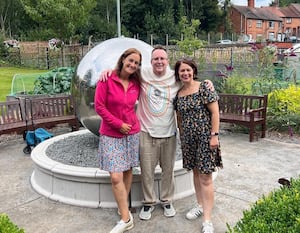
[{"left": 145, "top": 80, "right": 170, "bottom": 117}]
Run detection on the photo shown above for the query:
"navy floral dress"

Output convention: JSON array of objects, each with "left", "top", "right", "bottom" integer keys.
[{"left": 174, "top": 82, "right": 223, "bottom": 174}]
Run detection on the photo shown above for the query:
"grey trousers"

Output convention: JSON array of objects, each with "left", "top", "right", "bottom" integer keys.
[{"left": 139, "top": 131, "right": 176, "bottom": 205}]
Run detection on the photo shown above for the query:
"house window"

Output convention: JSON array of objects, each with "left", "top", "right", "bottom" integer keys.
[
  {"left": 256, "top": 20, "right": 262, "bottom": 28},
  {"left": 269, "top": 21, "right": 275, "bottom": 29},
  {"left": 285, "top": 27, "right": 291, "bottom": 34},
  {"left": 268, "top": 32, "right": 275, "bottom": 41},
  {"left": 286, "top": 18, "right": 292, "bottom": 24},
  {"left": 279, "top": 22, "right": 282, "bottom": 28}
]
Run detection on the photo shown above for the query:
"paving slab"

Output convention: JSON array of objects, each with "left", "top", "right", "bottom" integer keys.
[{"left": 0, "top": 132, "right": 299, "bottom": 233}]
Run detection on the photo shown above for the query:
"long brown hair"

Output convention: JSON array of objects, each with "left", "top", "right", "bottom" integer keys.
[{"left": 115, "top": 48, "right": 142, "bottom": 83}]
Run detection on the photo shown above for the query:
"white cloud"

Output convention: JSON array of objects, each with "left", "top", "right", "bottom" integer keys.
[{"left": 231, "top": 0, "right": 273, "bottom": 7}]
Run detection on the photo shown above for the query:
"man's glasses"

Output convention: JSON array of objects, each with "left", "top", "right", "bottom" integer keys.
[{"left": 152, "top": 57, "right": 168, "bottom": 61}]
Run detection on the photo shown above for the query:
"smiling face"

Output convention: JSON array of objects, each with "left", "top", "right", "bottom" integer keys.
[
  {"left": 177, "top": 62, "right": 194, "bottom": 84},
  {"left": 115, "top": 48, "right": 142, "bottom": 79},
  {"left": 151, "top": 48, "right": 169, "bottom": 76},
  {"left": 174, "top": 59, "right": 198, "bottom": 83},
  {"left": 122, "top": 53, "right": 141, "bottom": 75}
]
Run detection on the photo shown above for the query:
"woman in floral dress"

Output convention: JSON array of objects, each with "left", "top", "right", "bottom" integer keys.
[{"left": 173, "top": 58, "right": 222, "bottom": 233}]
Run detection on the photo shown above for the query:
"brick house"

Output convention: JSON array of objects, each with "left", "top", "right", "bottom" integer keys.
[
  {"left": 279, "top": 4, "right": 300, "bottom": 42},
  {"left": 230, "top": 0, "right": 300, "bottom": 42}
]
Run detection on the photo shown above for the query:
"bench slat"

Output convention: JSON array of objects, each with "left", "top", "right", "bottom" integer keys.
[
  {"left": 0, "top": 95, "right": 79, "bottom": 136},
  {"left": 0, "top": 100, "right": 26, "bottom": 135},
  {"left": 219, "top": 94, "right": 268, "bottom": 142}
]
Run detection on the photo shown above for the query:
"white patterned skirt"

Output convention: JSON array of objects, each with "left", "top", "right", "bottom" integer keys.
[{"left": 98, "top": 133, "right": 140, "bottom": 172}]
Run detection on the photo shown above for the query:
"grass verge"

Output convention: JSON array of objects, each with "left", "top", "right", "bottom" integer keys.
[{"left": 0, "top": 67, "right": 47, "bottom": 101}]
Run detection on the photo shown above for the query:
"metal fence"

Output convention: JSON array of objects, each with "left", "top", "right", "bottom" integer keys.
[
  {"left": 7, "top": 41, "right": 257, "bottom": 71},
  {"left": 7, "top": 44, "right": 89, "bottom": 69}
]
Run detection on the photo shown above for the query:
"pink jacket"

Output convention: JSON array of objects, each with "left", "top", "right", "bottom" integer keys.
[{"left": 94, "top": 71, "right": 140, "bottom": 138}]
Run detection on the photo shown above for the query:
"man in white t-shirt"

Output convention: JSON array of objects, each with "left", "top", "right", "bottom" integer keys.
[{"left": 137, "top": 46, "right": 180, "bottom": 220}]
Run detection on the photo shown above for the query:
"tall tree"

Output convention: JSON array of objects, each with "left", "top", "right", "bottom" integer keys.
[
  {"left": 175, "top": 16, "right": 205, "bottom": 55},
  {"left": 200, "top": 0, "right": 223, "bottom": 32},
  {"left": 122, "top": 0, "right": 181, "bottom": 43},
  {"left": 0, "top": 0, "right": 31, "bottom": 39},
  {"left": 144, "top": 7, "right": 179, "bottom": 44},
  {"left": 183, "top": 0, "right": 222, "bottom": 33},
  {"left": 81, "top": 0, "right": 117, "bottom": 42},
  {"left": 20, "top": 0, "right": 96, "bottom": 43},
  {"left": 121, "top": 0, "right": 147, "bottom": 38}
]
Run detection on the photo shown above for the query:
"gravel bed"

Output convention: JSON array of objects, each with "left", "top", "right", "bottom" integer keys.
[
  {"left": 46, "top": 130, "right": 184, "bottom": 168},
  {"left": 46, "top": 132, "right": 100, "bottom": 167}
]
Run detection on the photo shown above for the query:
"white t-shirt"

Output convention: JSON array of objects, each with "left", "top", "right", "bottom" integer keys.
[{"left": 136, "top": 67, "right": 181, "bottom": 138}]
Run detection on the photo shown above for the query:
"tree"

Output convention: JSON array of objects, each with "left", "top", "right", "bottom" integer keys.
[
  {"left": 20, "top": 0, "right": 97, "bottom": 43},
  {"left": 183, "top": 0, "right": 223, "bottom": 34},
  {"left": 0, "top": 33, "right": 8, "bottom": 60},
  {"left": 121, "top": 0, "right": 182, "bottom": 42},
  {"left": 80, "top": 0, "right": 118, "bottom": 42},
  {"left": 219, "top": 0, "right": 234, "bottom": 36},
  {"left": 0, "top": 0, "right": 30, "bottom": 39},
  {"left": 174, "top": 16, "right": 205, "bottom": 56},
  {"left": 121, "top": 0, "right": 147, "bottom": 38},
  {"left": 1, "top": 0, "right": 258, "bottom": 44},
  {"left": 270, "top": 0, "right": 300, "bottom": 7},
  {"left": 144, "top": 8, "right": 180, "bottom": 44},
  {"left": 0, "top": 0, "right": 17, "bottom": 37},
  {"left": 201, "top": 0, "right": 223, "bottom": 32}
]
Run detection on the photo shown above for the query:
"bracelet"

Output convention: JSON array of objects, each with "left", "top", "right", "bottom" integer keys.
[{"left": 210, "top": 132, "right": 219, "bottom": 136}]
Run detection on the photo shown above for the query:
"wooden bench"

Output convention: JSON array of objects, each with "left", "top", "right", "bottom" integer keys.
[
  {"left": 0, "top": 95, "right": 79, "bottom": 136},
  {"left": 23, "top": 95, "right": 79, "bottom": 131},
  {"left": 218, "top": 94, "right": 268, "bottom": 142},
  {"left": 0, "top": 100, "right": 26, "bottom": 135}
]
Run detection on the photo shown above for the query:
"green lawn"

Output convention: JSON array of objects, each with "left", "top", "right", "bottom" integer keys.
[{"left": 0, "top": 67, "right": 48, "bottom": 101}]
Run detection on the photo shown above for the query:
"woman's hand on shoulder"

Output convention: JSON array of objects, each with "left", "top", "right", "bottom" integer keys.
[
  {"left": 204, "top": 80, "right": 215, "bottom": 92},
  {"left": 98, "top": 69, "right": 113, "bottom": 82}
]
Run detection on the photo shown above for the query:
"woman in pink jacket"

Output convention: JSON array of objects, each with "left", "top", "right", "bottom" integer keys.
[{"left": 94, "top": 48, "right": 142, "bottom": 233}]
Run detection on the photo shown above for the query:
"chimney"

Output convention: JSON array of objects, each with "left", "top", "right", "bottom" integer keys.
[{"left": 248, "top": 0, "right": 255, "bottom": 8}]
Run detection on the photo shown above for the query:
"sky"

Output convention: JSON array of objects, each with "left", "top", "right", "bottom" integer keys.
[{"left": 231, "top": 0, "right": 274, "bottom": 7}]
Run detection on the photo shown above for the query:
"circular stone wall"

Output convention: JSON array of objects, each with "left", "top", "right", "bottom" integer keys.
[{"left": 30, "top": 130, "right": 196, "bottom": 208}]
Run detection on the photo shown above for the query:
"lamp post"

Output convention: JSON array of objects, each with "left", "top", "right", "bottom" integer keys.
[{"left": 117, "top": 0, "right": 121, "bottom": 37}]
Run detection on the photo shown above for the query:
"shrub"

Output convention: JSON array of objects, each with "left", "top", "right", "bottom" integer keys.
[
  {"left": 33, "top": 67, "right": 74, "bottom": 95},
  {"left": 0, "top": 214, "right": 25, "bottom": 233},
  {"left": 267, "top": 85, "right": 300, "bottom": 134},
  {"left": 0, "top": 35, "right": 9, "bottom": 65},
  {"left": 226, "top": 176, "right": 300, "bottom": 233},
  {"left": 221, "top": 75, "right": 254, "bottom": 94}
]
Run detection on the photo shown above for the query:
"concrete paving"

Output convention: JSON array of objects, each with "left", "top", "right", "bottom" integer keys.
[{"left": 0, "top": 131, "right": 299, "bottom": 233}]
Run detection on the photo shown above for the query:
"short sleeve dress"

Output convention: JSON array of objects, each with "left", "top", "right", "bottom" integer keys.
[{"left": 174, "top": 82, "right": 223, "bottom": 174}]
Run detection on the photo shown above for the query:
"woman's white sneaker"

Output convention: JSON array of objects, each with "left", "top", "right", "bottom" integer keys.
[
  {"left": 201, "top": 221, "right": 214, "bottom": 233},
  {"left": 186, "top": 204, "right": 203, "bottom": 220},
  {"left": 110, "top": 212, "right": 134, "bottom": 233}
]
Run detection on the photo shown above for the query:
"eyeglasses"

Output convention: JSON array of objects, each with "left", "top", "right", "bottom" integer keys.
[{"left": 152, "top": 57, "right": 168, "bottom": 61}]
